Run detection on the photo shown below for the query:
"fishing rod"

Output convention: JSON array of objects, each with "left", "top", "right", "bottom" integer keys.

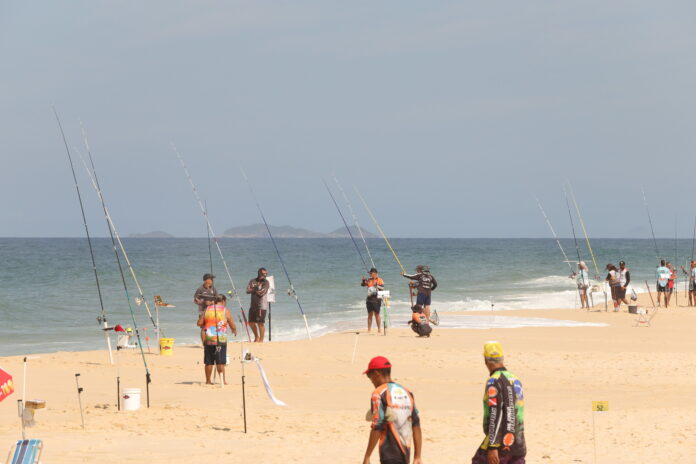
[
  {"left": 75, "top": 133, "right": 152, "bottom": 403},
  {"left": 205, "top": 201, "right": 213, "bottom": 275},
  {"left": 333, "top": 176, "right": 376, "bottom": 270},
  {"left": 322, "top": 178, "right": 369, "bottom": 274},
  {"left": 52, "top": 107, "right": 114, "bottom": 365},
  {"left": 172, "top": 144, "right": 252, "bottom": 342},
  {"left": 241, "top": 168, "right": 312, "bottom": 340},
  {"left": 567, "top": 182, "right": 600, "bottom": 279},
  {"left": 641, "top": 186, "right": 661, "bottom": 262},
  {"left": 563, "top": 187, "right": 591, "bottom": 307},
  {"left": 535, "top": 197, "right": 573, "bottom": 274},
  {"left": 354, "top": 186, "right": 406, "bottom": 274},
  {"left": 675, "top": 216, "right": 679, "bottom": 306}
]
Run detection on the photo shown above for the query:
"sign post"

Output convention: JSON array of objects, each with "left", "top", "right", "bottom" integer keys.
[
  {"left": 267, "top": 276, "right": 276, "bottom": 341},
  {"left": 591, "top": 401, "right": 609, "bottom": 463}
]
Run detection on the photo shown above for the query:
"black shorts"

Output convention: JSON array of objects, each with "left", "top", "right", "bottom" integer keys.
[
  {"left": 690, "top": 281, "right": 696, "bottom": 292},
  {"left": 248, "top": 307, "right": 267, "bottom": 323},
  {"left": 204, "top": 344, "right": 227, "bottom": 365},
  {"left": 657, "top": 284, "right": 671, "bottom": 293},
  {"left": 613, "top": 286, "right": 626, "bottom": 300},
  {"left": 366, "top": 298, "right": 382, "bottom": 314}
]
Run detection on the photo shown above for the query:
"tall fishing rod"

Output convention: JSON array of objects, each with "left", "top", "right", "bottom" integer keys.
[
  {"left": 205, "top": 201, "right": 213, "bottom": 275},
  {"left": 333, "top": 176, "right": 376, "bottom": 270},
  {"left": 563, "top": 189, "right": 586, "bottom": 287},
  {"left": 75, "top": 127, "right": 152, "bottom": 404},
  {"left": 52, "top": 107, "right": 114, "bottom": 365},
  {"left": 354, "top": 186, "right": 407, "bottom": 274},
  {"left": 535, "top": 197, "right": 573, "bottom": 274},
  {"left": 172, "top": 144, "right": 252, "bottom": 342},
  {"left": 322, "top": 178, "right": 369, "bottom": 274},
  {"left": 692, "top": 216, "right": 695, "bottom": 263},
  {"left": 641, "top": 186, "right": 661, "bottom": 262},
  {"left": 241, "top": 168, "right": 312, "bottom": 340},
  {"left": 567, "top": 182, "right": 600, "bottom": 279}
]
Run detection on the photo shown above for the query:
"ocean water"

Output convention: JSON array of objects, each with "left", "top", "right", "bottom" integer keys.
[{"left": 0, "top": 237, "right": 689, "bottom": 355}]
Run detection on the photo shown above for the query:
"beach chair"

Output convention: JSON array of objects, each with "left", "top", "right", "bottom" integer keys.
[{"left": 6, "top": 439, "right": 43, "bottom": 464}]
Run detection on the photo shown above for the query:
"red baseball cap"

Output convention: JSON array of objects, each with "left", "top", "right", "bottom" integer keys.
[{"left": 363, "top": 356, "right": 391, "bottom": 374}]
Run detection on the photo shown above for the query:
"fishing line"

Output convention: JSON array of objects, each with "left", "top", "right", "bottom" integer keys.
[
  {"left": 354, "top": 186, "right": 406, "bottom": 274},
  {"left": 205, "top": 201, "right": 213, "bottom": 275},
  {"left": 241, "top": 168, "right": 312, "bottom": 340},
  {"left": 172, "top": 144, "right": 252, "bottom": 342},
  {"left": 535, "top": 197, "right": 573, "bottom": 273},
  {"left": 52, "top": 107, "right": 113, "bottom": 364},
  {"left": 333, "top": 176, "right": 376, "bottom": 270},
  {"left": 641, "top": 186, "right": 661, "bottom": 262},
  {"left": 567, "top": 182, "right": 600, "bottom": 279},
  {"left": 322, "top": 178, "right": 369, "bottom": 274}
]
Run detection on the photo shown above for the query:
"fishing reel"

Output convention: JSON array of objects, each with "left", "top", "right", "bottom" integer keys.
[
  {"left": 287, "top": 286, "right": 297, "bottom": 298},
  {"left": 227, "top": 290, "right": 236, "bottom": 298}
]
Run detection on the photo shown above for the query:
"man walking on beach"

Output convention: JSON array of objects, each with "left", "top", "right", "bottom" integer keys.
[
  {"left": 616, "top": 261, "right": 631, "bottom": 308},
  {"left": 362, "top": 356, "right": 422, "bottom": 464},
  {"left": 194, "top": 273, "right": 218, "bottom": 344},
  {"left": 197, "top": 294, "right": 236, "bottom": 385},
  {"left": 471, "top": 342, "right": 526, "bottom": 464},
  {"left": 656, "top": 260, "right": 671, "bottom": 307},
  {"left": 402, "top": 266, "right": 437, "bottom": 323},
  {"left": 246, "top": 267, "right": 270, "bottom": 343},
  {"left": 362, "top": 268, "right": 385, "bottom": 333}
]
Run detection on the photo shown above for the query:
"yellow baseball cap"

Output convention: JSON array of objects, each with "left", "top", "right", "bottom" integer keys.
[{"left": 483, "top": 341, "right": 504, "bottom": 359}]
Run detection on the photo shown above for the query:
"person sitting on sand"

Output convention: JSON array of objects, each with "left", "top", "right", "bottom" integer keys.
[
  {"left": 471, "top": 341, "right": 526, "bottom": 464},
  {"left": 408, "top": 305, "right": 432, "bottom": 337},
  {"left": 362, "top": 356, "right": 422, "bottom": 464},
  {"left": 361, "top": 268, "right": 385, "bottom": 333},
  {"left": 402, "top": 265, "right": 438, "bottom": 323},
  {"left": 194, "top": 273, "right": 218, "bottom": 344},
  {"left": 197, "top": 294, "right": 236, "bottom": 385},
  {"left": 246, "top": 267, "right": 270, "bottom": 343}
]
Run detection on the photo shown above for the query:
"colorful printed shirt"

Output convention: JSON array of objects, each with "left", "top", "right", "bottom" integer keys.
[
  {"left": 656, "top": 266, "right": 671, "bottom": 288},
  {"left": 479, "top": 367, "right": 526, "bottom": 457},
  {"left": 203, "top": 305, "right": 229, "bottom": 345},
  {"left": 370, "top": 382, "right": 420, "bottom": 464},
  {"left": 362, "top": 277, "right": 385, "bottom": 300}
]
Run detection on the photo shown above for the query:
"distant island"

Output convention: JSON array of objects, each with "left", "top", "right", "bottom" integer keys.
[
  {"left": 222, "top": 224, "right": 378, "bottom": 239},
  {"left": 128, "top": 231, "right": 175, "bottom": 238},
  {"left": 128, "top": 224, "right": 377, "bottom": 239}
]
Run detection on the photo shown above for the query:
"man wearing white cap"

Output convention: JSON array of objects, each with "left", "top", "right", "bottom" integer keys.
[{"left": 471, "top": 342, "right": 526, "bottom": 464}]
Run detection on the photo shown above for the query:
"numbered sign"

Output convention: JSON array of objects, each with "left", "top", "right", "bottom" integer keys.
[{"left": 592, "top": 401, "right": 609, "bottom": 412}]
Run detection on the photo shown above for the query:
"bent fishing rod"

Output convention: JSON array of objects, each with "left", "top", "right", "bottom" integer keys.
[
  {"left": 241, "top": 168, "right": 312, "bottom": 340},
  {"left": 52, "top": 107, "right": 114, "bottom": 365},
  {"left": 74, "top": 133, "right": 153, "bottom": 372},
  {"left": 322, "top": 178, "right": 369, "bottom": 274},
  {"left": 641, "top": 186, "right": 661, "bottom": 262},
  {"left": 172, "top": 144, "right": 252, "bottom": 342},
  {"left": 535, "top": 197, "right": 574, "bottom": 274},
  {"left": 334, "top": 175, "right": 376, "bottom": 270},
  {"left": 563, "top": 188, "right": 589, "bottom": 297},
  {"left": 567, "top": 182, "right": 600, "bottom": 280}
]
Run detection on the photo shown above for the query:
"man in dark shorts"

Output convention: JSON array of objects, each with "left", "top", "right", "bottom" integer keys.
[
  {"left": 616, "top": 260, "right": 631, "bottom": 308},
  {"left": 471, "top": 342, "right": 526, "bottom": 464},
  {"left": 246, "top": 268, "right": 270, "bottom": 343},
  {"left": 361, "top": 268, "right": 385, "bottom": 333},
  {"left": 402, "top": 265, "right": 438, "bottom": 323},
  {"left": 362, "top": 356, "right": 423, "bottom": 464},
  {"left": 197, "top": 294, "right": 236, "bottom": 385},
  {"left": 194, "top": 273, "right": 218, "bottom": 344},
  {"left": 656, "top": 260, "right": 671, "bottom": 307}
]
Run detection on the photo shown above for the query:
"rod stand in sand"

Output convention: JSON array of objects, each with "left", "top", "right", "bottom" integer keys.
[
  {"left": 146, "top": 372, "right": 151, "bottom": 408},
  {"left": 351, "top": 332, "right": 360, "bottom": 364},
  {"left": 97, "top": 315, "right": 114, "bottom": 365},
  {"left": 238, "top": 317, "right": 248, "bottom": 434},
  {"left": 268, "top": 302, "right": 272, "bottom": 342},
  {"left": 17, "top": 399, "right": 25, "bottom": 440},
  {"left": 75, "top": 373, "right": 85, "bottom": 429}
]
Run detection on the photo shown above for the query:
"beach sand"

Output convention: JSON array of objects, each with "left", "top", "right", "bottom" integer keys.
[{"left": 2, "top": 294, "right": 696, "bottom": 463}]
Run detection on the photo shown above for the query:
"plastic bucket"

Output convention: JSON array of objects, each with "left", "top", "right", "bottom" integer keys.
[
  {"left": 159, "top": 338, "right": 175, "bottom": 356},
  {"left": 122, "top": 388, "right": 141, "bottom": 411}
]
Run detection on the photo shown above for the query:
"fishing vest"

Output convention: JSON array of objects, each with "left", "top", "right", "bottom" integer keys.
[{"left": 203, "top": 305, "right": 228, "bottom": 345}]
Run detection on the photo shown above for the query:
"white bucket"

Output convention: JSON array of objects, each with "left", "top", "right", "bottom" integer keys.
[{"left": 122, "top": 388, "right": 141, "bottom": 411}]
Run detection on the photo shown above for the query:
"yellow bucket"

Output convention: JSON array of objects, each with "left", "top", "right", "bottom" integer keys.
[{"left": 159, "top": 338, "right": 175, "bottom": 356}]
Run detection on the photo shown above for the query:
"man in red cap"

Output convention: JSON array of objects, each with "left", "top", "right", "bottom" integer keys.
[{"left": 362, "top": 356, "right": 422, "bottom": 464}]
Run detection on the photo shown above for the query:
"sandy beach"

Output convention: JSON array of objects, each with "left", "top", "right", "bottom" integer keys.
[{"left": 2, "top": 294, "right": 696, "bottom": 463}]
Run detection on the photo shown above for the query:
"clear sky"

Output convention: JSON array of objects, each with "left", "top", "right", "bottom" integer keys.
[{"left": 1, "top": 1, "right": 695, "bottom": 238}]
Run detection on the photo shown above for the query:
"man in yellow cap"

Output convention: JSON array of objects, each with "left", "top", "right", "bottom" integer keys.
[{"left": 471, "top": 342, "right": 526, "bottom": 464}]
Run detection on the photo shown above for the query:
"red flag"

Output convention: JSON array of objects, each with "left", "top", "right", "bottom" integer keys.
[
  {"left": 0, "top": 367, "right": 14, "bottom": 403},
  {"left": 114, "top": 324, "right": 125, "bottom": 332}
]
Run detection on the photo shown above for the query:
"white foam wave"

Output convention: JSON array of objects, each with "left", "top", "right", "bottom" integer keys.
[{"left": 514, "top": 275, "right": 576, "bottom": 288}]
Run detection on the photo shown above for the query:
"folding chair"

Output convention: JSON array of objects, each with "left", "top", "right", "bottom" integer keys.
[{"left": 6, "top": 439, "right": 43, "bottom": 464}]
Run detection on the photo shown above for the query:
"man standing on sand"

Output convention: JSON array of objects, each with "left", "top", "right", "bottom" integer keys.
[
  {"left": 402, "top": 266, "right": 437, "bottom": 323},
  {"left": 362, "top": 356, "right": 422, "bottom": 464},
  {"left": 361, "top": 268, "right": 385, "bottom": 333},
  {"left": 616, "top": 261, "right": 631, "bottom": 309},
  {"left": 197, "top": 294, "right": 236, "bottom": 385},
  {"left": 656, "top": 260, "right": 671, "bottom": 307},
  {"left": 471, "top": 341, "right": 526, "bottom": 464},
  {"left": 246, "top": 268, "right": 270, "bottom": 343},
  {"left": 194, "top": 273, "right": 218, "bottom": 344}
]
